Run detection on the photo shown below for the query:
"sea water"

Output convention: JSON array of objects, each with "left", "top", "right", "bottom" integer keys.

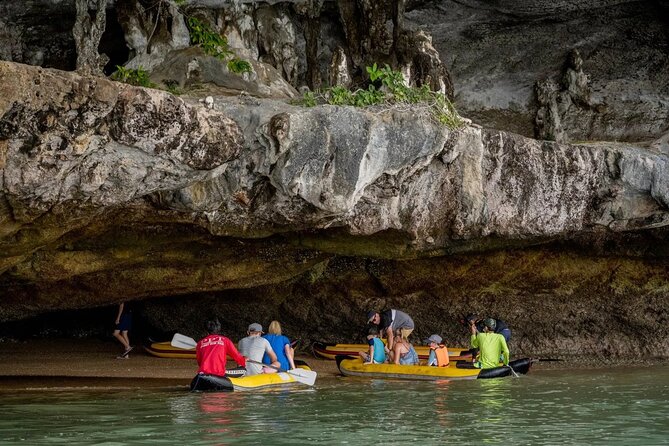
[{"left": 1, "top": 366, "right": 668, "bottom": 445}]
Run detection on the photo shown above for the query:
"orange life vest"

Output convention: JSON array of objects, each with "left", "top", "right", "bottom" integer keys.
[{"left": 433, "top": 344, "right": 450, "bottom": 367}]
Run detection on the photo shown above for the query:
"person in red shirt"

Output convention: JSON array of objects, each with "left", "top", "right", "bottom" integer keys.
[{"left": 196, "top": 320, "right": 246, "bottom": 376}]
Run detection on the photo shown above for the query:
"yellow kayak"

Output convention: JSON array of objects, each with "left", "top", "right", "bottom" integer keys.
[
  {"left": 147, "top": 339, "right": 301, "bottom": 359},
  {"left": 145, "top": 342, "right": 195, "bottom": 359},
  {"left": 337, "top": 356, "right": 532, "bottom": 380},
  {"left": 190, "top": 364, "right": 315, "bottom": 391},
  {"left": 312, "top": 341, "right": 472, "bottom": 361}
]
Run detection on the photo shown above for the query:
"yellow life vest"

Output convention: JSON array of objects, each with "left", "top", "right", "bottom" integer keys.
[{"left": 434, "top": 344, "right": 450, "bottom": 367}]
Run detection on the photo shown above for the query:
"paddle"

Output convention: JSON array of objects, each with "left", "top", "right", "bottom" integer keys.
[
  {"left": 245, "top": 359, "right": 317, "bottom": 386},
  {"left": 171, "top": 333, "right": 197, "bottom": 349},
  {"left": 506, "top": 365, "right": 520, "bottom": 378},
  {"left": 170, "top": 333, "right": 317, "bottom": 386}
]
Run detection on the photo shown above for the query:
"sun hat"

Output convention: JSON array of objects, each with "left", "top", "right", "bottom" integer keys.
[{"left": 248, "top": 323, "right": 263, "bottom": 333}]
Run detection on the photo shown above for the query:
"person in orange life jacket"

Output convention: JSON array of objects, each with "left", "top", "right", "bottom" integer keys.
[
  {"left": 196, "top": 319, "right": 246, "bottom": 377},
  {"left": 470, "top": 318, "right": 510, "bottom": 369},
  {"left": 425, "top": 334, "right": 449, "bottom": 367},
  {"left": 359, "top": 326, "right": 386, "bottom": 364}
]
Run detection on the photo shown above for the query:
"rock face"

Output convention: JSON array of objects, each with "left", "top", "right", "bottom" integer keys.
[
  {"left": 2, "top": 1, "right": 667, "bottom": 143},
  {"left": 0, "top": 0, "right": 668, "bottom": 360},
  {"left": 1, "top": 61, "right": 668, "bottom": 359},
  {"left": 408, "top": 0, "right": 669, "bottom": 141}
]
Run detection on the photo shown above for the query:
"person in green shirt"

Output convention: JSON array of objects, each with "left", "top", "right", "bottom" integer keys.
[{"left": 470, "top": 318, "right": 510, "bottom": 369}]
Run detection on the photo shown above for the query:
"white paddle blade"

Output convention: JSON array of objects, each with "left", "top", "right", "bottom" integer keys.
[
  {"left": 288, "top": 368, "right": 317, "bottom": 386},
  {"left": 246, "top": 359, "right": 317, "bottom": 386},
  {"left": 171, "top": 333, "right": 197, "bottom": 349}
]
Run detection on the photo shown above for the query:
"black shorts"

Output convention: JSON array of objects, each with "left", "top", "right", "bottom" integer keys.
[{"left": 116, "top": 313, "right": 132, "bottom": 331}]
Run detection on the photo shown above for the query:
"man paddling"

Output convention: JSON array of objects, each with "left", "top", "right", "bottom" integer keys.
[
  {"left": 196, "top": 320, "right": 246, "bottom": 376},
  {"left": 367, "top": 309, "right": 414, "bottom": 351}
]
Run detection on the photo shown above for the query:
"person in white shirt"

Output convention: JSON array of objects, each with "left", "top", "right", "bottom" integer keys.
[{"left": 238, "top": 323, "right": 281, "bottom": 375}]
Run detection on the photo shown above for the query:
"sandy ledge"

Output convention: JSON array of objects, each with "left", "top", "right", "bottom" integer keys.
[{"left": 0, "top": 338, "right": 340, "bottom": 389}]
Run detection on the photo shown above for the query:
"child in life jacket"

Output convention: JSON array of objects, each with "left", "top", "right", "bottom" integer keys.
[
  {"left": 425, "top": 334, "right": 450, "bottom": 367},
  {"left": 359, "top": 326, "right": 387, "bottom": 364}
]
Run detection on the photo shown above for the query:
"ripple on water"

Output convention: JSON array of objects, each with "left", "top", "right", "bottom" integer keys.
[{"left": 0, "top": 366, "right": 668, "bottom": 445}]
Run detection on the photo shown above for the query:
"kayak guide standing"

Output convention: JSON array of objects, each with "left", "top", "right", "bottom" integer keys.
[{"left": 367, "top": 309, "right": 415, "bottom": 352}]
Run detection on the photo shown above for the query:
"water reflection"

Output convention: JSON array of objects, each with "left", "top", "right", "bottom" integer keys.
[
  {"left": 433, "top": 380, "right": 452, "bottom": 429},
  {"left": 199, "top": 393, "right": 237, "bottom": 432}
]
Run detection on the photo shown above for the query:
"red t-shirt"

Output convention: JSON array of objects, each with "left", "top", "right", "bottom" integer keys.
[{"left": 196, "top": 334, "right": 247, "bottom": 376}]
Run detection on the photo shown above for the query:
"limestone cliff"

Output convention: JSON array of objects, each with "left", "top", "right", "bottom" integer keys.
[
  {"left": 1, "top": 61, "right": 668, "bottom": 359},
  {"left": 0, "top": 0, "right": 668, "bottom": 360}
]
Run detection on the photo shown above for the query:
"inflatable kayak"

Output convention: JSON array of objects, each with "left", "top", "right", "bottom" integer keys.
[
  {"left": 145, "top": 341, "right": 195, "bottom": 359},
  {"left": 146, "top": 339, "right": 301, "bottom": 359},
  {"left": 312, "top": 341, "right": 473, "bottom": 361},
  {"left": 336, "top": 356, "right": 532, "bottom": 380},
  {"left": 190, "top": 364, "right": 314, "bottom": 391}
]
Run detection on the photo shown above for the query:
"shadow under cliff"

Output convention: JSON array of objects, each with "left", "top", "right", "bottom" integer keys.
[{"left": 3, "top": 240, "right": 667, "bottom": 362}]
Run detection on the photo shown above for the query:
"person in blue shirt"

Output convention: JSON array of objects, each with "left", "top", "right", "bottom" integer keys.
[
  {"left": 262, "top": 320, "right": 296, "bottom": 370},
  {"left": 359, "top": 326, "right": 387, "bottom": 364}
]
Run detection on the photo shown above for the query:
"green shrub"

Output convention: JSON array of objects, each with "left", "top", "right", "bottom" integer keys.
[
  {"left": 297, "top": 64, "right": 463, "bottom": 128},
  {"left": 301, "top": 91, "right": 317, "bottom": 107},
  {"left": 111, "top": 65, "right": 154, "bottom": 88},
  {"left": 186, "top": 17, "right": 253, "bottom": 78},
  {"left": 187, "top": 17, "right": 232, "bottom": 60},
  {"left": 227, "top": 58, "right": 253, "bottom": 74}
]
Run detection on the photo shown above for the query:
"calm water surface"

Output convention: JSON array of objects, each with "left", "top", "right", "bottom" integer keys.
[{"left": 1, "top": 366, "right": 668, "bottom": 445}]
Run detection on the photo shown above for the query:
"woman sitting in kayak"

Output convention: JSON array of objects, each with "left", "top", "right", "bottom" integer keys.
[
  {"left": 390, "top": 329, "right": 419, "bottom": 365},
  {"left": 262, "top": 320, "right": 296, "bottom": 370}
]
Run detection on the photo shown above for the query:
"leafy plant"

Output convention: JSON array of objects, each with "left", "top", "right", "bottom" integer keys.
[
  {"left": 300, "top": 91, "right": 317, "bottom": 107},
  {"left": 187, "top": 17, "right": 232, "bottom": 60},
  {"left": 186, "top": 17, "right": 253, "bottom": 78},
  {"left": 296, "top": 64, "right": 463, "bottom": 129},
  {"left": 227, "top": 58, "right": 252, "bottom": 74},
  {"left": 366, "top": 63, "right": 382, "bottom": 82},
  {"left": 326, "top": 86, "right": 355, "bottom": 105},
  {"left": 111, "top": 65, "right": 154, "bottom": 88}
]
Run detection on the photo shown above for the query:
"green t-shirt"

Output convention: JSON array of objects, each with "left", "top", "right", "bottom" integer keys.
[{"left": 471, "top": 332, "right": 510, "bottom": 369}]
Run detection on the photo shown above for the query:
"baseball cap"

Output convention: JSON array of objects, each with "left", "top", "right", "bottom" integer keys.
[
  {"left": 424, "top": 334, "right": 442, "bottom": 345},
  {"left": 484, "top": 318, "right": 496, "bottom": 330},
  {"left": 248, "top": 323, "right": 263, "bottom": 333},
  {"left": 366, "top": 310, "right": 377, "bottom": 323}
]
